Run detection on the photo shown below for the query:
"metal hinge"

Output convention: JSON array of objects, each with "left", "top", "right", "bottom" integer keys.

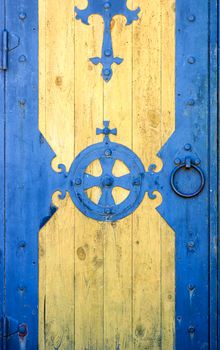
[
  {"left": 0, "top": 316, "right": 27, "bottom": 349},
  {"left": 0, "top": 30, "right": 20, "bottom": 71}
]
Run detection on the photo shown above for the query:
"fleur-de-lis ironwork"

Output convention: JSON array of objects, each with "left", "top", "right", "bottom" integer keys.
[{"left": 75, "top": 0, "right": 140, "bottom": 82}]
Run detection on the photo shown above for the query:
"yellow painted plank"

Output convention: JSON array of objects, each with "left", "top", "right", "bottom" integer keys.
[
  {"left": 39, "top": 0, "right": 76, "bottom": 348},
  {"left": 160, "top": 1, "right": 175, "bottom": 349},
  {"left": 39, "top": 0, "right": 175, "bottom": 348},
  {"left": 133, "top": 1, "right": 162, "bottom": 348},
  {"left": 132, "top": 1, "right": 175, "bottom": 349},
  {"left": 103, "top": 12, "right": 133, "bottom": 349},
  {"left": 74, "top": 3, "right": 104, "bottom": 348}
]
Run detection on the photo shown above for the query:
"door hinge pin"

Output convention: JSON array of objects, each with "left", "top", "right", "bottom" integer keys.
[{"left": 1, "top": 30, "right": 8, "bottom": 71}]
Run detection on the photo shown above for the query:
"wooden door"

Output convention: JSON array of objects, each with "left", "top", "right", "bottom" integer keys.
[{"left": 0, "top": 0, "right": 218, "bottom": 349}]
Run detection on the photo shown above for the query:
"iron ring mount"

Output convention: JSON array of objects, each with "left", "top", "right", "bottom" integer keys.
[{"left": 170, "top": 158, "right": 205, "bottom": 198}]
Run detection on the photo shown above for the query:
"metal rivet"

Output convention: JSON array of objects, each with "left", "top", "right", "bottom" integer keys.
[
  {"left": 188, "top": 326, "right": 195, "bottom": 334},
  {"left": 184, "top": 143, "right": 192, "bottom": 151},
  {"left": 104, "top": 49, "right": 112, "bottom": 57},
  {"left": 133, "top": 178, "right": 141, "bottom": 186},
  {"left": 104, "top": 149, "right": 112, "bottom": 157},
  {"left": 188, "top": 14, "right": 196, "bottom": 22},
  {"left": 19, "top": 100, "right": 26, "bottom": 107},
  {"left": 187, "top": 99, "right": 195, "bottom": 106},
  {"left": 19, "top": 12, "right": 27, "bottom": 20},
  {"left": 19, "top": 241, "right": 26, "bottom": 248},
  {"left": 103, "top": 68, "right": 111, "bottom": 76},
  {"left": 187, "top": 241, "right": 195, "bottom": 250},
  {"left": 187, "top": 56, "right": 196, "bottom": 64},
  {"left": 188, "top": 284, "right": 195, "bottom": 291},
  {"left": 174, "top": 158, "right": 181, "bottom": 165},
  {"left": 194, "top": 158, "right": 200, "bottom": 165},
  {"left": 19, "top": 55, "right": 27, "bottom": 63},
  {"left": 105, "top": 208, "right": 111, "bottom": 215},
  {"left": 104, "top": 2, "right": 111, "bottom": 9},
  {"left": 102, "top": 176, "right": 114, "bottom": 187},
  {"left": 18, "top": 324, "right": 27, "bottom": 337},
  {"left": 75, "top": 178, "right": 82, "bottom": 186}
]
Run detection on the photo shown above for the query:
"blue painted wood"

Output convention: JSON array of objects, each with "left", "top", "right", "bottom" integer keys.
[
  {"left": 0, "top": 0, "right": 218, "bottom": 349},
  {"left": 0, "top": 0, "right": 5, "bottom": 347},
  {"left": 209, "top": 2, "right": 218, "bottom": 349},
  {"left": 2, "top": 1, "right": 63, "bottom": 348},
  {"left": 152, "top": 1, "right": 218, "bottom": 348}
]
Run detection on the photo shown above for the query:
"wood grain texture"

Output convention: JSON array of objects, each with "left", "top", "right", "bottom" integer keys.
[
  {"left": 39, "top": 0, "right": 75, "bottom": 348},
  {"left": 39, "top": 0, "right": 175, "bottom": 348},
  {"left": 103, "top": 12, "right": 133, "bottom": 349},
  {"left": 74, "top": 8, "right": 104, "bottom": 350}
]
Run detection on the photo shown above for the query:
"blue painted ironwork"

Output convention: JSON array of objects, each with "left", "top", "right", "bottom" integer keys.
[
  {"left": 51, "top": 121, "right": 206, "bottom": 222},
  {"left": 0, "top": 30, "right": 20, "bottom": 71},
  {"left": 0, "top": 0, "right": 218, "bottom": 349},
  {"left": 0, "top": 1, "right": 65, "bottom": 348},
  {"left": 54, "top": 121, "right": 147, "bottom": 221},
  {"left": 74, "top": 0, "right": 140, "bottom": 82}
]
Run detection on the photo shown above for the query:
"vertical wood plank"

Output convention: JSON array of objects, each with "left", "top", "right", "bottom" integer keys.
[
  {"left": 39, "top": 0, "right": 175, "bottom": 348},
  {"left": 39, "top": 0, "right": 76, "bottom": 348},
  {"left": 160, "top": 1, "right": 175, "bottom": 349},
  {"left": 74, "top": 2, "right": 104, "bottom": 348},
  {"left": 132, "top": 1, "right": 175, "bottom": 349},
  {"left": 103, "top": 11, "right": 133, "bottom": 350},
  {"left": 133, "top": 2, "right": 162, "bottom": 348}
]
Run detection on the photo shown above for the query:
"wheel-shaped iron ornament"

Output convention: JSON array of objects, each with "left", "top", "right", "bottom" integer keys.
[
  {"left": 69, "top": 121, "right": 146, "bottom": 221},
  {"left": 54, "top": 121, "right": 205, "bottom": 222}
]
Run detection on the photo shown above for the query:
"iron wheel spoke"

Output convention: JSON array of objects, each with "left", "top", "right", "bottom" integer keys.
[
  {"left": 99, "top": 156, "right": 116, "bottom": 175},
  {"left": 98, "top": 188, "right": 115, "bottom": 206},
  {"left": 83, "top": 173, "right": 100, "bottom": 190},
  {"left": 114, "top": 174, "right": 131, "bottom": 190}
]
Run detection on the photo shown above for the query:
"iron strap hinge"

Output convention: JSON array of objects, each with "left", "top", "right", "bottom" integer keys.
[{"left": 0, "top": 30, "right": 20, "bottom": 71}]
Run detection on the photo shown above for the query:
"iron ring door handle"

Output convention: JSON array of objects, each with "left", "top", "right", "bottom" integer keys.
[{"left": 170, "top": 158, "right": 205, "bottom": 198}]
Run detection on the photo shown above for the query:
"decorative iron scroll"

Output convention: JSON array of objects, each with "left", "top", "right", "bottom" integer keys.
[
  {"left": 52, "top": 121, "right": 205, "bottom": 222},
  {"left": 74, "top": 0, "right": 140, "bottom": 82}
]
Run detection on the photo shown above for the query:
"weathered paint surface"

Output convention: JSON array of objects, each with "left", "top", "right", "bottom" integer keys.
[
  {"left": 0, "top": 0, "right": 218, "bottom": 349},
  {"left": 38, "top": 0, "right": 175, "bottom": 349}
]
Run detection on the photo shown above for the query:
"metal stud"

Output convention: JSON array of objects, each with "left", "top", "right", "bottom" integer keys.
[
  {"left": 103, "top": 68, "right": 111, "bottom": 77},
  {"left": 75, "top": 178, "right": 82, "bottom": 186},
  {"left": 19, "top": 241, "right": 26, "bottom": 248},
  {"left": 133, "top": 178, "right": 141, "bottom": 186},
  {"left": 18, "top": 324, "right": 27, "bottom": 337},
  {"left": 105, "top": 149, "right": 112, "bottom": 157},
  {"left": 19, "top": 55, "right": 27, "bottom": 63},
  {"left": 187, "top": 56, "right": 196, "bottom": 64},
  {"left": 103, "top": 2, "right": 111, "bottom": 10},
  {"left": 188, "top": 14, "right": 196, "bottom": 22},
  {"left": 187, "top": 241, "right": 195, "bottom": 250},
  {"left": 184, "top": 143, "right": 192, "bottom": 151},
  {"left": 194, "top": 158, "right": 201, "bottom": 165},
  {"left": 19, "top": 12, "right": 27, "bottom": 20},
  {"left": 188, "top": 284, "right": 195, "bottom": 291},
  {"left": 174, "top": 158, "right": 181, "bottom": 165},
  {"left": 104, "top": 49, "right": 112, "bottom": 57},
  {"left": 188, "top": 326, "right": 195, "bottom": 334},
  {"left": 187, "top": 99, "right": 195, "bottom": 106}
]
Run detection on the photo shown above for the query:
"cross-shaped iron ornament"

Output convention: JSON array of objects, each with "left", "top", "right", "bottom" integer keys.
[
  {"left": 96, "top": 120, "right": 117, "bottom": 139},
  {"left": 74, "top": 0, "right": 140, "bottom": 82}
]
